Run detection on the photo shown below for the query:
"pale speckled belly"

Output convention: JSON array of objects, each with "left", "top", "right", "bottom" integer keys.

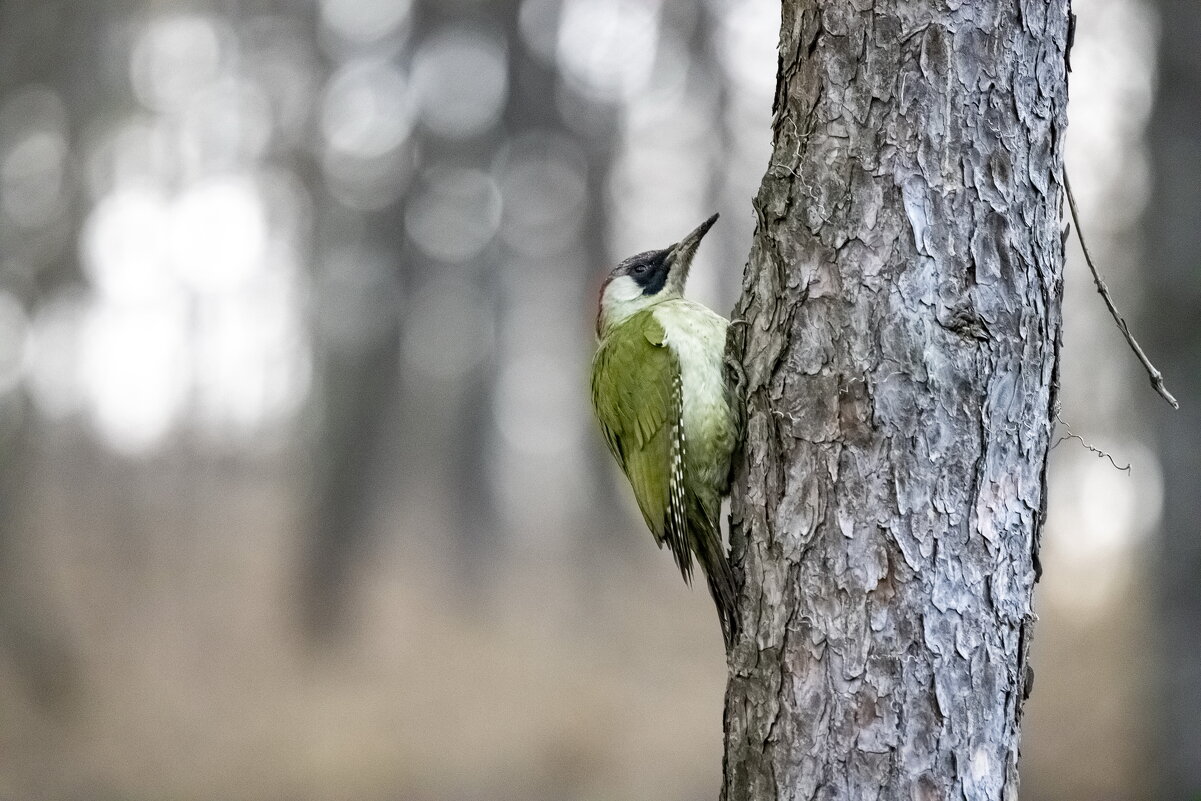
[{"left": 653, "top": 300, "right": 736, "bottom": 495}]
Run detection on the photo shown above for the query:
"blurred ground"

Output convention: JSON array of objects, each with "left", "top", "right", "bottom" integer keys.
[{"left": 3, "top": 435, "right": 729, "bottom": 801}]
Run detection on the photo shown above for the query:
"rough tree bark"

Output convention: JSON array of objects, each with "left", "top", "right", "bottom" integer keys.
[{"left": 722, "top": 2, "right": 1070, "bottom": 799}]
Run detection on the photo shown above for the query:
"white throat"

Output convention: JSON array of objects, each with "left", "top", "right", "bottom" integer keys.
[{"left": 598, "top": 276, "right": 677, "bottom": 338}]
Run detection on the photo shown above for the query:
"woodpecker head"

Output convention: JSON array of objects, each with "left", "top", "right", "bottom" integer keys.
[{"left": 596, "top": 213, "right": 719, "bottom": 338}]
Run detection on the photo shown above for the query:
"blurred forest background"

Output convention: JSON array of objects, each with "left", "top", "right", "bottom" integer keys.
[{"left": 0, "top": 0, "right": 1196, "bottom": 799}]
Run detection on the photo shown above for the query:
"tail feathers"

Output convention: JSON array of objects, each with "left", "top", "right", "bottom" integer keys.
[
  {"left": 662, "top": 497, "right": 739, "bottom": 650},
  {"left": 697, "top": 530, "right": 738, "bottom": 651},
  {"left": 689, "top": 506, "right": 738, "bottom": 651}
]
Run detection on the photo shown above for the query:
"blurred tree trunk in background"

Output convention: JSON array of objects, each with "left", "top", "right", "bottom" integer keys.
[
  {"left": 0, "top": 0, "right": 100, "bottom": 709},
  {"left": 1146, "top": 0, "right": 1201, "bottom": 795},
  {"left": 722, "top": 1, "right": 1070, "bottom": 798}
]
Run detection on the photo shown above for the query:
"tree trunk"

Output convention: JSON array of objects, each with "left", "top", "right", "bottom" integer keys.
[{"left": 722, "top": 2, "right": 1070, "bottom": 799}]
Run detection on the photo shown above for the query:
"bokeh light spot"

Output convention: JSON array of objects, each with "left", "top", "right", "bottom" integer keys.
[
  {"left": 193, "top": 272, "right": 311, "bottom": 436},
  {"left": 168, "top": 175, "right": 268, "bottom": 293},
  {"left": 0, "top": 85, "right": 70, "bottom": 227},
  {"left": 713, "top": 0, "right": 779, "bottom": 98},
  {"left": 1, "top": 129, "right": 68, "bottom": 228},
  {"left": 322, "top": 58, "right": 414, "bottom": 159},
  {"left": 405, "top": 167, "right": 501, "bottom": 263},
  {"left": 81, "top": 187, "right": 173, "bottom": 303},
  {"left": 323, "top": 148, "right": 413, "bottom": 211},
  {"left": 412, "top": 28, "right": 508, "bottom": 140},
  {"left": 518, "top": 0, "right": 562, "bottom": 64},
  {"left": 556, "top": 0, "right": 658, "bottom": 103},
  {"left": 130, "top": 16, "right": 228, "bottom": 112},
  {"left": 84, "top": 117, "right": 175, "bottom": 199},
  {"left": 81, "top": 298, "right": 189, "bottom": 454},
  {"left": 495, "top": 131, "right": 587, "bottom": 255},
  {"left": 320, "top": 0, "right": 412, "bottom": 44},
  {"left": 1043, "top": 441, "right": 1163, "bottom": 615},
  {"left": 181, "top": 77, "right": 275, "bottom": 169}
]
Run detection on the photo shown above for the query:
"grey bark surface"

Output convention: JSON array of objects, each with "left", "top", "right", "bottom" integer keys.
[{"left": 722, "top": 2, "right": 1070, "bottom": 799}]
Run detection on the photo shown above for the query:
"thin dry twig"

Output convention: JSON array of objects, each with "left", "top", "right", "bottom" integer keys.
[
  {"left": 1051, "top": 413, "right": 1131, "bottom": 473},
  {"left": 1064, "top": 173, "right": 1180, "bottom": 409}
]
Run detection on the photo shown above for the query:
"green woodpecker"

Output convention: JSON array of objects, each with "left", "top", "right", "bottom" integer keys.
[{"left": 590, "top": 213, "right": 738, "bottom": 648}]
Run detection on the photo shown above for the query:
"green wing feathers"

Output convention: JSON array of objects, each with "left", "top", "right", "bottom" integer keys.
[
  {"left": 591, "top": 312, "right": 690, "bottom": 572},
  {"left": 591, "top": 311, "right": 738, "bottom": 647}
]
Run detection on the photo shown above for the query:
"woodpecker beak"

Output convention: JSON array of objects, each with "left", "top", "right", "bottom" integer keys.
[{"left": 665, "top": 213, "right": 718, "bottom": 293}]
